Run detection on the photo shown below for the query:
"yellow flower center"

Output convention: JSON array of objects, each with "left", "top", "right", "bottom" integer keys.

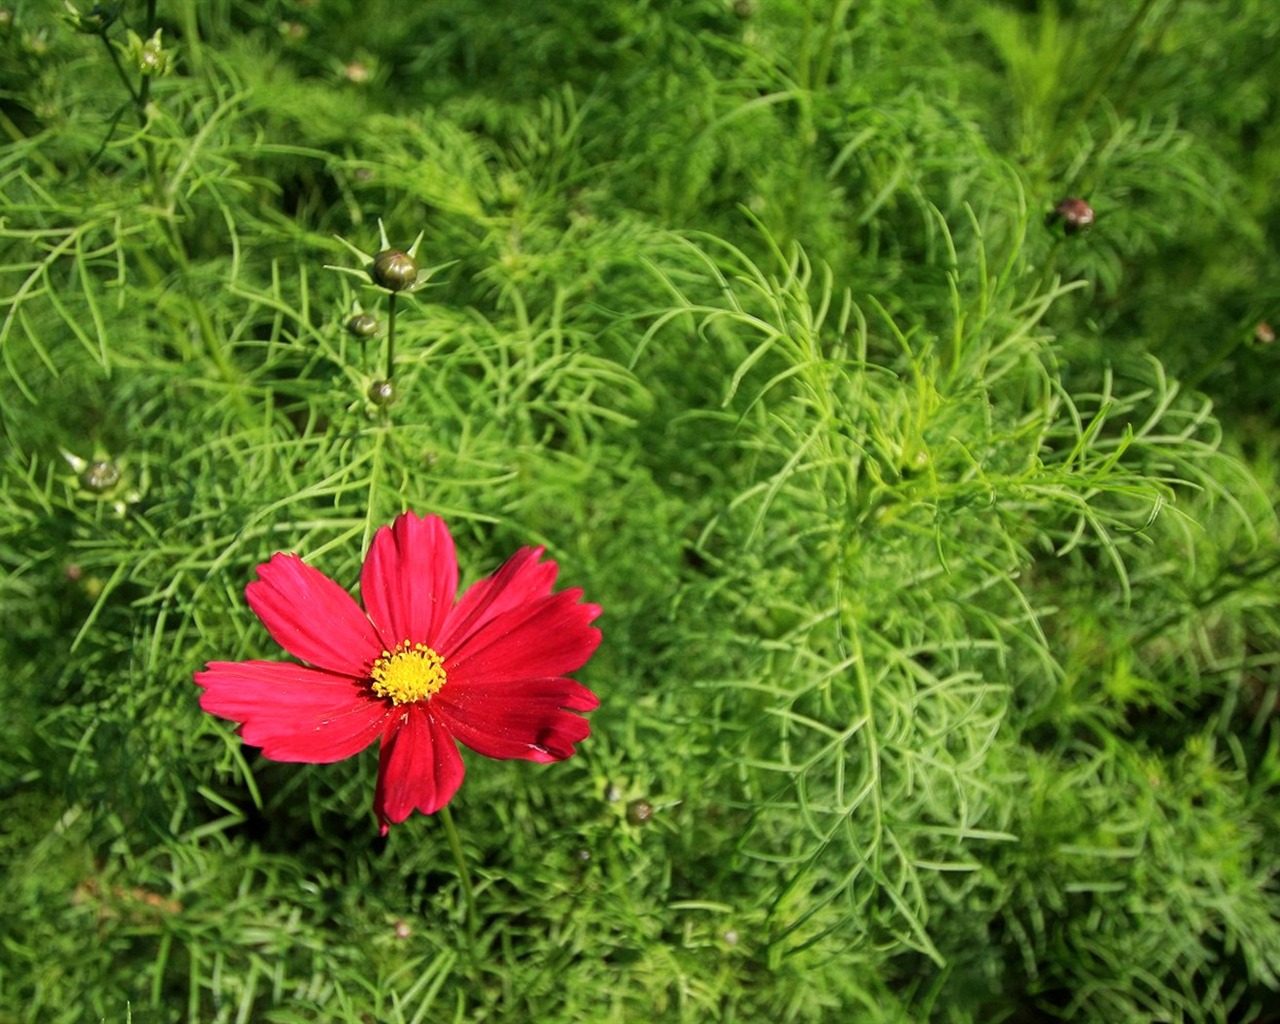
[{"left": 370, "top": 641, "right": 447, "bottom": 705}]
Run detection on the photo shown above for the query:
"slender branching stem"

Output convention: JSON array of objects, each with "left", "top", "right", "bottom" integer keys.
[{"left": 89, "top": 0, "right": 233, "bottom": 381}]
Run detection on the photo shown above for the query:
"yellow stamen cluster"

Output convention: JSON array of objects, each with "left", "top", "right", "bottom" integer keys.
[{"left": 370, "top": 641, "right": 447, "bottom": 705}]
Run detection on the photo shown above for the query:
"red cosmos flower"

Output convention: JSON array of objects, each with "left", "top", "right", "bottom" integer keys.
[{"left": 194, "top": 512, "right": 601, "bottom": 834}]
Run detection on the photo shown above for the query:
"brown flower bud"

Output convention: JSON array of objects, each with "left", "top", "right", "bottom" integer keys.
[
  {"left": 625, "top": 799, "right": 653, "bottom": 826},
  {"left": 1047, "top": 197, "right": 1095, "bottom": 236}
]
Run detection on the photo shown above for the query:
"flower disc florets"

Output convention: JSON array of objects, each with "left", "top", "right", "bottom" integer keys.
[{"left": 371, "top": 641, "right": 447, "bottom": 704}]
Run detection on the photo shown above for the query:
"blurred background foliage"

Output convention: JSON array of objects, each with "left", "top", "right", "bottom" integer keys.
[{"left": 1, "top": 0, "right": 1277, "bottom": 1020}]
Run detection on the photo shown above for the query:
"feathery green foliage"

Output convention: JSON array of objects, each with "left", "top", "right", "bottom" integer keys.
[{"left": 2, "top": 0, "right": 1278, "bottom": 1021}]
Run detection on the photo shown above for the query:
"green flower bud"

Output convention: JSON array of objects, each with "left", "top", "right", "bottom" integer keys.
[
  {"left": 371, "top": 250, "right": 418, "bottom": 292},
  {"left": 346, "top": 313, "right": 379, "bottom": 337},
  {"left": 368, "top": 379, "right": 396, "bottom": 406},
  {"left": 80, "top": 459, "right": 121, "bottom": 493},
  {"left": 123, "top": 28, "right": 172, "bottom": 77}
]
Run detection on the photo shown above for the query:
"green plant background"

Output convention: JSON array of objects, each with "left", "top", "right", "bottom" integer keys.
[{"left": 2, "top": 0, "right": 1278, "bottom": 1021}]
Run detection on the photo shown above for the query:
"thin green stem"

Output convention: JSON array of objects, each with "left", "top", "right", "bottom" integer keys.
[
  {"left": 385, "top": 293, "right": 398, "bottom": 380},
  {"left": 1045, "top": 0, "right": 1158, "bottom": 175},
  {"left": 439, "top": 804, "right": 478, "bottom": 942},
  {"left": 98, "top": 31, "right": 142, "bottom": 111},
  {"left": 87, "top": 8, "right": 229, "bottom": 382},
  {"left": 138, "top": 0, "right": 160, "bottom": 111}
]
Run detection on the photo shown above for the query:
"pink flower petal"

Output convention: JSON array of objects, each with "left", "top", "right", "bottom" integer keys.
[
  {"left": 434, "top": 677, "right": 599, "bottom": 762},
  {"left": 360, "top": 512, "right": 459, "bottom": 650},
  {"left": 437, "top": 547, "right": 559, "bottom": 652},
  {"left": 195, "top": 660, "right": 389, "bottom": 762},
  {"left": 445, "top": 588, "right": 602, "bottom": 686},
  {"left": 197, "top": 516, "right": 603, "bottom": 834},
  {"left": 247, "top": 553, "right": 381, "bottom": 675},
  {"left": 373, "top": 706, "right": 465, "bottom": 834}
]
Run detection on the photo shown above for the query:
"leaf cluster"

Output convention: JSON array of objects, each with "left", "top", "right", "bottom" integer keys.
[{"left": 1, "top": 1, "right": 1278, "bottom": 1022}]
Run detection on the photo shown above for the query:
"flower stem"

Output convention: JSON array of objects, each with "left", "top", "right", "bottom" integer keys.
[
  {"left": 385, "top": 292, "right": 398, "bottom": 381},
  {"left": 98, "top": 31, "right": 142, "bottom": 110},
  {"left": 439, "top": 804, "right": 478, "bottom": 941},
  {"left": 137, "top": 0, "right": 159, "bottom": 112}
]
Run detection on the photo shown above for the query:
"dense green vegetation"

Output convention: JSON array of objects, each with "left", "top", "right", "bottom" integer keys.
[{"left": 2, "top": 0, "right": 1278, "bottom": 1020}]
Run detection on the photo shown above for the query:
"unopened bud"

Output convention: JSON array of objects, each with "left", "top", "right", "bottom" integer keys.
[
  {"left": 371, "top": 250, "right": 418, "bottom": 292},
  {"left": 80, "top": 460, "right": 121, "bottom": 493},
  {"left": 368, "top": 379, "right": 396, "bottom": 406},
  {"left": 1047, "top": 197, "right": 1095, "bottom": 236},
  {"left": 625, "top": 799, "right": 653, "bottom": 826},
  {"left": 125, "top": 28, "right": 173, "bottom": 76},
  {"left": 346, "top": 313, "right": 378, "bottom": 337}
]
